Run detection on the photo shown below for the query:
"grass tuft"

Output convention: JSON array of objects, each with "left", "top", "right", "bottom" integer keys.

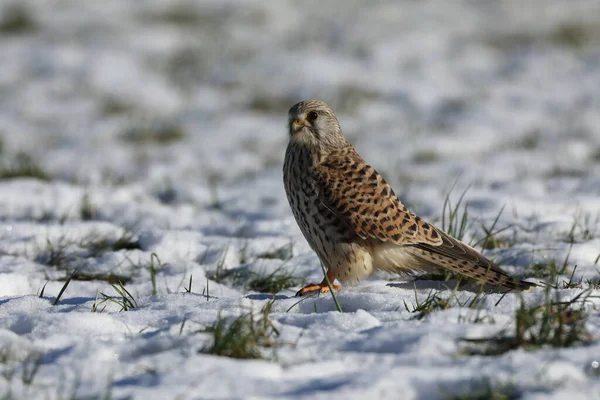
[
  {"left": 247, "top": 267, "right": 303, "bottom": 294},
  {"left": 149, "top": 6, "right": 204, "bottom": 27},
  {"left": 207, "top": 173, "right": 222, "bottom": 210},
  {"left": 566, "top": 211, "right": 599, "bottom": 243},
  {"left": 0, "top": 152, "right": 51, "bottom": 181},
  {"left": 82, "top": 231, "right": 141, "bottom": 256},
  {"left": 211, "top": 242, "right": 231, "bottom": 282},
  {"left": 486, "top": 22, "right": 600, "bottom": 51},
  {"left": 412, "top": 149, "right": 440, "bottom": 164},
  {"left": 148, "top": 253, "right": 165, "bottom": 296},
  {"left": 201, "top": 301, "right": 279, "bottom": 359},
  {"left": 71, "top": 271, "right": 131, "bottom": 285},
  {"left": 210, "top": 252, "right": 303, "bottom": 295},
  {"left": 460, "top": 287, "right": 594, "bottom": 355},
  {"left": 442, "top": 377, "right": 519, "bottom": 400},
  {"left": 441, "top": 185, "right": 472, "bottom": 242},
  {"left": 53, "top": 269, "right": 78, "bottom": 305},
  {"left": 561, "top": 266, "right": 580, "bottom": 289},
  {"left": 121, "top": 123, "right": 184, "bottom": 145},
  {"left": 100, "top": 97, "right": 134, "bottom": 116},
  {"left": 35, "top": 231, "right": 141, "bottom": 285},
  {"left": 591, "top": 147, "right": 600, "bottom": 163},
  {"left": 402, "top": 284, "right": 489, "bottom": 321},
  {"left": 35, "top": 237, "right": 72, "bottom": 267},
  {"left": 257, "top": 242, "right": 294, "bottom": 261},
  {"left": 80, "top": 194, "right": 97, "bottom": 221},
  {"left": 550, "top": 22, "right": 599, "bottom": 49},
  {"left": 474, "top": 205, "right": 516, "bottom": 250},
  {"left": 90, "top": 290, "right": 106, "bottom": 313},
  {"left": 97, "top": 281, "right": 139, "bottom": 312},
  {"left": 529, "top": 243, "right": 573, "bottom": 281},
  {"left": 37, "top": 281, "right": 49, "bottom": 298},
  {"left": 404, "top": 288, "right": 454, "bottom": 320},
  {"left": 516, "top": 129, "right": 541, "bottom": 150},
  {"left": 0, "top": 4, "right": 37, "bottom": 35},
  {"left": 184, "top": 274, "right": 193, "bottom": 293}
]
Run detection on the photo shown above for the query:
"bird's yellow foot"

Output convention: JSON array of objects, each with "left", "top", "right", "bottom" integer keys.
[{"left": 295, "top": 283, "right": 342, "bottom": 297}]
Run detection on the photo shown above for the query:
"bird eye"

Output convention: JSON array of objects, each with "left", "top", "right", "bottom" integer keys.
[{"left": 306, "top": 111, "right": 318, "bottom": 122}]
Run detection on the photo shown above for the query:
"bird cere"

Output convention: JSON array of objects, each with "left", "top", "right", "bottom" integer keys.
[{"left": 283, "top": 100, "right": 535, "bottom": 296}]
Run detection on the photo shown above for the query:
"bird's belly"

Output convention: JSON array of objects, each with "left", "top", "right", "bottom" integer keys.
[
  {"left": 284, "top": 151, "right": 374, "bottom": 283},
  {"left": 289, "top": 190, "right": 333, "bottom": 256},
  {"left": 288, "top": 189, "right": 374, "bottom": 283}
]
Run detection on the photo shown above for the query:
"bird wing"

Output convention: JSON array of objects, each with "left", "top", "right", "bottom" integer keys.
[{"left": 314, "top": 150, "right": 443, "bottom": 246}]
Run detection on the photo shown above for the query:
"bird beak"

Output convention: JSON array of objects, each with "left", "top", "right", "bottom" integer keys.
[{"left": 291, "top": 118, "right": 305, "bottom": 133}]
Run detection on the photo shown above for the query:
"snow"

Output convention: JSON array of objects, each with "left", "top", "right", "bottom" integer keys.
[{"left": 1, "top": 0, "right": 600, "bottom": 398}]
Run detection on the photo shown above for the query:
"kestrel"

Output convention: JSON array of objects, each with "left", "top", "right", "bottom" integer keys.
[{"left": 283, "top": 100, "right": 535, "bottom": 296}]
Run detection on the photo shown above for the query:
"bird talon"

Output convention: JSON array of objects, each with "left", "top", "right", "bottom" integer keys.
[{"left": 295, "top": 283, "right": 342, "bottom": 297}]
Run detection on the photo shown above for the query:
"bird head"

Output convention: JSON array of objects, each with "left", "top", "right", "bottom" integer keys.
[{"left": 287, "top": 100, "right": 346, "bottom": 153}]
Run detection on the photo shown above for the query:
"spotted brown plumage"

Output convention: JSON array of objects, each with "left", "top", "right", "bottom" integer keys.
[{"left": 283, "top": 100, "right": 535, "bottom": 295}]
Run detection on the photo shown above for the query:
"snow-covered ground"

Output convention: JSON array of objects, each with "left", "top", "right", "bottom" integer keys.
[{"left": 1, "top": 0, "right": 600, "bottom": 398}]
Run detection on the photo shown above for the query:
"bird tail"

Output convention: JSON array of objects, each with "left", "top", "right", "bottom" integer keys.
[
  {"left": 370, "top": 232, "right": 536, "bottom": 291},
  {"left": 405, "top": 245, "right": 536, "bottom": 291}
]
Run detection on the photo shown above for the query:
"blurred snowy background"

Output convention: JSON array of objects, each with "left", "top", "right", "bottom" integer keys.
[{"left": 1, "top": 1, "right": 600, "bottom": 399}]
